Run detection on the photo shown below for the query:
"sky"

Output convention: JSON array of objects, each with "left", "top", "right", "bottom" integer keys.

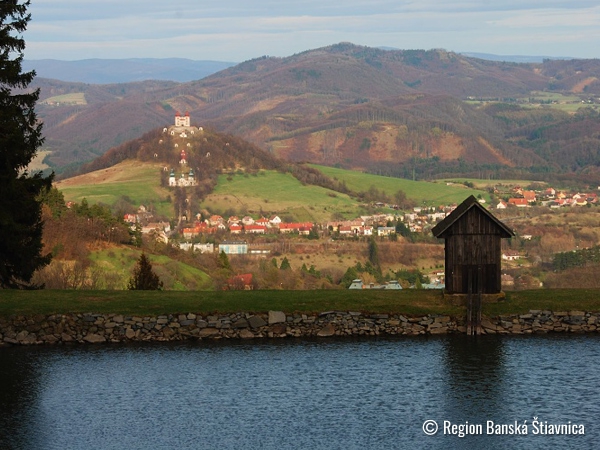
[{"left": 24, "top": 1, "right": 600, "bottom": 62}]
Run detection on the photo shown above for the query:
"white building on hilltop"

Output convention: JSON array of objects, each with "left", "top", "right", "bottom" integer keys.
[{"left": 175, "top": 111, "right": 190, "bottom": 127}]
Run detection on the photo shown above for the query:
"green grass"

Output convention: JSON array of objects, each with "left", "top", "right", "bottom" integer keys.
[
  {"left": 440, "top": 178, "right": 538, "bottom": 189},
  {"left": 486, "top": 289, "right": 600, "bottom": 316},
  {"left": 57, "top": 161, "right": 173, "bottom": 217},
  {"left": 201, "top": 171, "right": 361, "bottom": 221},
  {"left": 0, "top": 289, "right": 456, "bottom": 316},
  {"left": 89, "top": 247, "right": 212, "bottom": 291},
  {"left": 1, "top": 289, "right": 599, "bottom": 318},
  {"left": 311, "top": 165, "right": 491, "bottom": 205}
]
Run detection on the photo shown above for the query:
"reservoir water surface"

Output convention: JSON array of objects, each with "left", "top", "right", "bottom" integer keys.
[{"left": 0, "top": 335, "right": 598, "bottom": 449}]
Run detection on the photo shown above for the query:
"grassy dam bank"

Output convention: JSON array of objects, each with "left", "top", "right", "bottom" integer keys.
[{"left": 1, "top": 289, "right": 600, "bottom": 345}]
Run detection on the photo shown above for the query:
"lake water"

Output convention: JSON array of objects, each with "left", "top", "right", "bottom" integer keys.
[{"left": 0, "top": 335, "right": 598, "bottom": 450}]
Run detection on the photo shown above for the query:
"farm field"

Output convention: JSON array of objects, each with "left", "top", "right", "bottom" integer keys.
[
  {"left": 310, "top": 165, "right": 491, "bottom": 205},
  {"left": 41, "top": 92, "right": 87, "bottom": 105},
  {"left": 56, "top": 160, "right": 173, "bottom": 217},
  {"left": 440, "top": 177, "right": 540, "bottom": 189},
  {"left": 200, "top": 171, "right": 363, "bottom": 221},
  {"left": 465, "top": 91, "right": 596, "bottom": 114}
]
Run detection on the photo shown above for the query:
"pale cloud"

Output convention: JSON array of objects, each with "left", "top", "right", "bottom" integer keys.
[
  {"left": 487, "top": 7, "right": 600, "bottom": 28},
  {"left": 24, "top": 1, "right": 600, "bottom": 61}
]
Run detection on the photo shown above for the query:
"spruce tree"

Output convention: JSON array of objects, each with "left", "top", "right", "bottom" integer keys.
[
  {"left": 0, "top": 1, "right": 53, "bottom": 288},
  {"left": 127, "top": 253, "right": 163, "bottom": 290}
]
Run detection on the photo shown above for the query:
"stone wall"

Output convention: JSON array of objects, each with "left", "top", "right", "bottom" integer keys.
[{"left": 0, "top": 310, "right": 598, "bottom": 346}]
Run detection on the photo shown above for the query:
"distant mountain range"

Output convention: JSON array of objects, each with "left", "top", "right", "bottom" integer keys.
[
  {"left": 23, "top": 58, "right": 237, "bottom": 84},
  {"left": 24, "top": 52, "right": 576, "bottom": 85},
  {"left": 459, "top": 52, "right": 574, "bottom": 63},
  {"left": 27, "top": 43, "right": 600, "bottom": 183}
]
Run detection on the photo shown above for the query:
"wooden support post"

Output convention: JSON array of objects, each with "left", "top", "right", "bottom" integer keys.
[
  {"left": 475, "top": 266, "right": 483, "bottom": 335},
  {"left": 467, "top": 268, "right": 473, "bottom": 335}
]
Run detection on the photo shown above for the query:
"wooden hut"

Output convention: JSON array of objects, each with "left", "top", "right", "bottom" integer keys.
[{"left": 432, "top": 195, "right": 514, "bottom": 295}]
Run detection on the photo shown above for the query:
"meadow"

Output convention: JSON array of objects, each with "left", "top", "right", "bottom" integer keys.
[
  {"left": 465, "top": 91, "right": 595, "bottom": 114},
  {"left": 200, "top": 171, "right": 363, "bottom": 221},
  {"left": 310, "top": 165, "right": 491, "bottom": 205},
  {"left": 55, "top": 159, "right": 495, "bottom": 222},
  {"left": 89, "top": 247, "right": 212, "bottom": 291},
  {"left": 56, "top": 160, "right": 173, "bottom": 216},
  {"left": 41, "top": 92, "right": 87, "bottom": 105}
]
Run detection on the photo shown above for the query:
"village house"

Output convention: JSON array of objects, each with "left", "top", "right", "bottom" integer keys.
[
  {"left": 502, "top": 250, "right": 521, "bottom": 261},
  {"left": 245, "top": 224, "right": 267, "bottom": 234},
  {"left": 362, "top": 226, "right": 374, "bottom": 236},
  {"left": 269, "top": 215, "right": 282, "bottom": 227},
  {"left": 522, "top": 191, "right": 536, "bottom": 203},
  {"left": 241, "top": 216, "right": 255, "bottom": 226},
  {"left": 327, "top": 219, "right": 364, "bottom": 232},
  {"left": 508, "top": 198, "right": 529, "bottom": 207},
  {"left": 255, "top": 217, "right": 270, "bottom": 227},
  {"left": 377, "top": 226, "right": 396, "bottom": 237},
  {"left": 178, "top": 242, "right": 214, "bottom": 254},
  {"left": 338, "top": 226, "right": 353, "bottom": 236},
  {"left": 229, "top": 224, "right": 243, "bottom": 234},
  {"left": 194, "top": 243, "right": 214, "bottom": 254},
  {"left": 142, "top": 221, "right": 171, "bottom": 235},
  {"left": 279, "top": 222, "right": 314, "bottom": 234},
  {"left": 427, "top": 211, "right": 447, "bottom": 222},
  {"left": 496, "top": 200, "right": 508, "bottom": 209},
  {"left": 123, "top": 213, "right": 137, "bottom": 223},
  {"left": 182, "top": 222, "right": 218, "bottom": 238},
  {"left": 501, "top": 273, "right": 515, "bottom": 287},
  {"left": 208, "top": 215, "right": 224, "bottom": 226},
  {"left": 219, "top": 240, "right": 248, "bottom": 255}
]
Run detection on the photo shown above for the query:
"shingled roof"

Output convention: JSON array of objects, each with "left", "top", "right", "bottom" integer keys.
[{"left": 431, "top": 195, "right": 514, "bottom": 238}]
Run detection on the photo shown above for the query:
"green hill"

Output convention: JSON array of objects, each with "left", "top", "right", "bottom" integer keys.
[
  {"left": 56, "top": 160, "right": 173, "bottom": 217},
  {"left": 57, "top": 158, "right": 493, "bottom": 222},
  {"left": 311, "top": 165, "right": 491, "bottom": 206},
  {"left": 89, "top": 247, "right": 212, "bottom": 291},
  {"left": 200, "top": 171, "right": 361, "bottom": 221}
]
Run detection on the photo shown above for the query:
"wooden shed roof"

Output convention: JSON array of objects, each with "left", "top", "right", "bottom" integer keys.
[{"left": 431, "top": 195, "right": 514, "bottom": 238}]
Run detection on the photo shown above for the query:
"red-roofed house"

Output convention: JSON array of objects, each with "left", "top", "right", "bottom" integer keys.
[
  {"left": 209, "top": 215, "right": 224, "bottom": 226},
  {"left": 229, "top": 224, "right": 243, "bottom": 234},
  {"left": 279, "top": 222, "right": 314, "bottom": 234},
  {"left": 522, "top": 191, "right": 536, "bottom": 203},
  {"left": 508, "top": 198, "right": 529, "bottom": 207},
  {"left": 226, "top": 273, "right": 254, "bottom": 290},
  {"left": 245, "top": 224, "right": 267, "bottom": 234},
  {"left": 255, "top": 217, "right": 269, "bottom": 227}
]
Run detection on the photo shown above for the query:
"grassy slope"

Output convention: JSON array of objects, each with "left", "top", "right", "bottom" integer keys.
[
  {"left": 440, "top": 178, "right": 539, "bottom": 189},
  {"left": 56, "top": 160, "right": 173, "bottom": 217},
  {"left": 201, "top": 171, "right": 362, "bottom": 221},
  {"left": 1, "top": 289, "right": 599, "bottom": 317},
  {"left": 55, "top": 159, "right": 496, "bottom": 223},
  {"left": 311, "top": 165, "right": 491, "bottom": 206},
  {"left": 90, "top": 247, "right": 212, "bottom": 291}
]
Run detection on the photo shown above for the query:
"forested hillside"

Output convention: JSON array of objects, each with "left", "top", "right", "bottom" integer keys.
[{"left": 30, "top": 43, "right": 600, "bottom": 183}]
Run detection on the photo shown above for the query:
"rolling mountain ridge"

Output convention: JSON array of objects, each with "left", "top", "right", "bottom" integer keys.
[{"left": 30, "top": 43, "right": 600, "bottom": 182}]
